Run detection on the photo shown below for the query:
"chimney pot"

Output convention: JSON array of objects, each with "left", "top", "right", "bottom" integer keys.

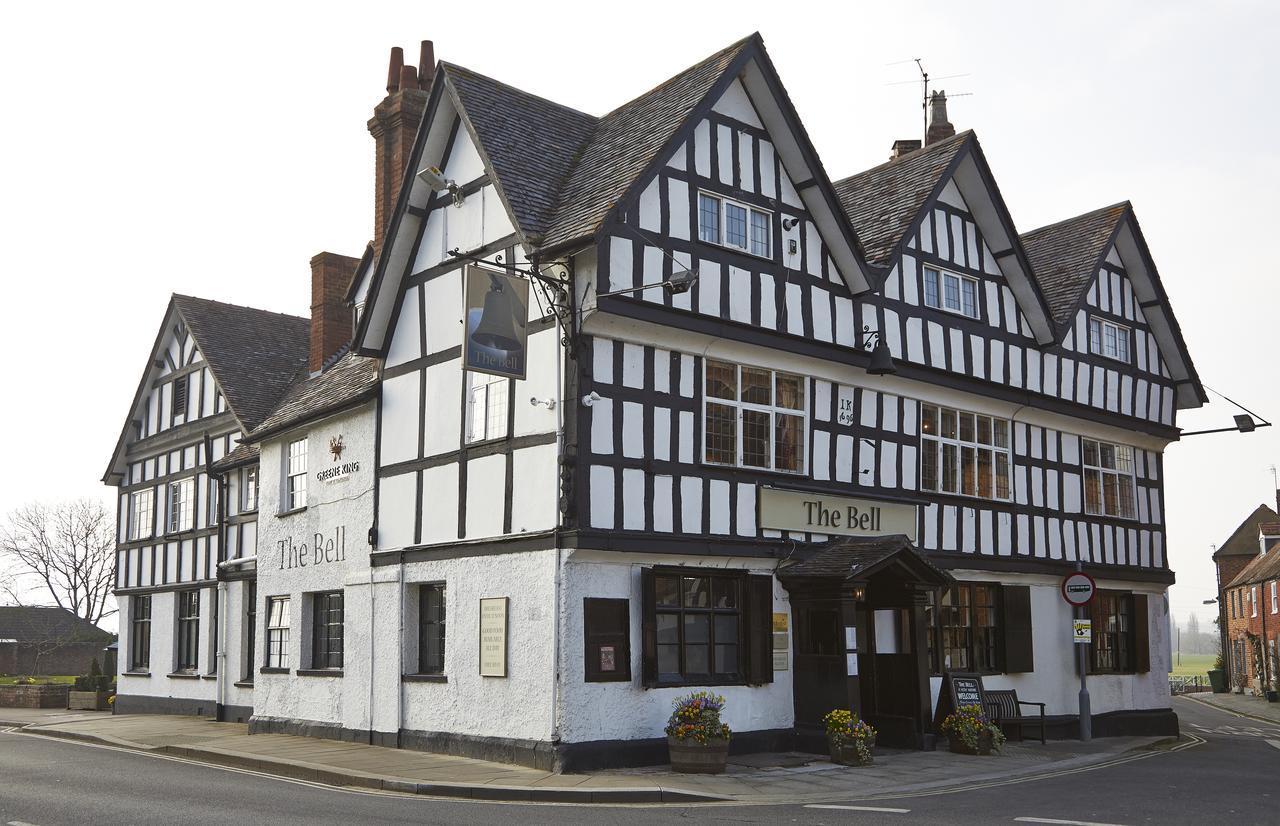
[
  {"left": 387, "top": 46, "right": 405, "bottom": 94},
  {"left": 399, "top": 64, "right": 418, "bottom": 92},
  {"left": 418, "top": 40, "right": 435, "bottom": 89},
  {"left": 891, "top": 139, "right": 922, "bottom": 160},
  {"left": 926, "top": 90, "right": 956, "bottom": 145}
]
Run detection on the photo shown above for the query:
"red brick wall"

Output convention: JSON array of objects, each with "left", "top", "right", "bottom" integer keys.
[{"left": 0, "top": 684, "right": 69, "bottom": 708}]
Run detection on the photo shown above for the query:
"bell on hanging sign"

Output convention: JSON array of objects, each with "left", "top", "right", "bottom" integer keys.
[
  {"left": 867, "top": 337, "right": 896, "bottom": 376},
  {"left": 471, "top": 274, "right": 523, "bottom": 351}
]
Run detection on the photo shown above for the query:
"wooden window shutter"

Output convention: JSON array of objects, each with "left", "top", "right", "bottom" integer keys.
[
  {"left": 583, "top": 598, "right": 631, "bottom": 683},
  {"left": 746, "top": 574, "right": 774, "bottom": 685},
  {"left": 641, "top": 567, "right": 657, "bottom": 688},
  {"left": 1000, "top": 585, "right": 1034, "bottom": 673},
  {"left": 1132, "top": 593, "right": 1150, "bottom": 673}
]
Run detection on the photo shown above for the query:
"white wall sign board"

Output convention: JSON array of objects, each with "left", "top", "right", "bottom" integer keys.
[
  {"left": 758, "top": 487, "right": 917, "bottom": 540},
  {"left": 1073, "top": 618, "right": 1093, "bottom": 644},
  {"left": 479, "top": 597, "right": 508, "bottom": 677}
]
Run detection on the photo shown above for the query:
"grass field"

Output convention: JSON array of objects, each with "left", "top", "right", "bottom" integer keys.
[
  {"left": 1170, "top": 653, "right": 1216, "bottom": 679},
  {"left": 0, "top": 675, "right": 76, "bottom": 685}
]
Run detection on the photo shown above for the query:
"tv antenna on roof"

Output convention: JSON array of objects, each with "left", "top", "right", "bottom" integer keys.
[{"left": 886, "top": 60, "right": 972, "bottom": 144}]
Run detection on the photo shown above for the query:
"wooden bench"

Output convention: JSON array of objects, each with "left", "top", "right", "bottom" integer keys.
[{"left": 984, "top": 689, "right": 1046, "bottom": 744}]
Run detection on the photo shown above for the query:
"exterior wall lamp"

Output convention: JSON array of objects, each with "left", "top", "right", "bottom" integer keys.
[
  {"left": 597, "top": 267, "right": 698, "bottom": 298},
  {"left": 850, "top": 581, "right": 868, "bottom": 602},
  {"left": 1181, "top": 385, "right": 1272, "bottom": 437}
]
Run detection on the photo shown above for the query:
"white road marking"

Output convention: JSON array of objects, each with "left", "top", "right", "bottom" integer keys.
[
  {"left": 1014, "top": 818, "right": 1129, "bottom": 826},
  {"left": 9, "top": 820, "right": 43, "bottom": 826},
  {"left": 806, "top": 804, "right": 911, "bottom": 813}
]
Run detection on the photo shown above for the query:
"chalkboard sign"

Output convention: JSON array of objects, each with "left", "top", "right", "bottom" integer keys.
[{"left": 934, "top": 672, "right": 987, "bottom": 728}]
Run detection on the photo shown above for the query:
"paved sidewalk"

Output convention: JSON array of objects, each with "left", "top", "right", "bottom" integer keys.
[
  {"left": 1187, "top": 690, "right": 1280, "bottom": 724},
  {"left": 3, "top": 711, "right": 1173, "bottom": 805}
]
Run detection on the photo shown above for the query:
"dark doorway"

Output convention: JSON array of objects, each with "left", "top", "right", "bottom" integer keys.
[{"left": 791, "top": 599, "right": 848, "bottom": 750}]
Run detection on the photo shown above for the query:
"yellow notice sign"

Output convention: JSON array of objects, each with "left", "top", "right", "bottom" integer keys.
[
  {"left": 1072, "top": 619, "right": 1092, "bottom": 644},
  {"left": 772, "top": 613, "right": 789, "bottom": 633}
]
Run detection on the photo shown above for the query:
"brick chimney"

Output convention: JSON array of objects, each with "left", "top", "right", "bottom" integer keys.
[
  {"left": 926, "top": 90, "right": 955, "bottom": 145},
  {"left": 890, "top": 139, "right": 922, "bottom": 161},
  {"left": 309, "top": 252, "right": 361, "bottom": 373},
  {"left": 368, "top": 41, "right": 435, "bottom": 254}
]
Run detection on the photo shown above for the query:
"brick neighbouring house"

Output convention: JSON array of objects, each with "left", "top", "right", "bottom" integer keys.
[
  {"left": 0, "top": 606, "right": 114, "bottom": 677},
  {"left": 1213, "top": 502, "right": 1280, "bottom": 691}
]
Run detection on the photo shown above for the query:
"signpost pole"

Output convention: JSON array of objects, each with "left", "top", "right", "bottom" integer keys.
[{"left": 1075, "top": 562, "right": 1092, "bottom": 741}]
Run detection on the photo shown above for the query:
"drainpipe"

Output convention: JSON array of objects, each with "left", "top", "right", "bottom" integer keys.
[{"left": 548, "top": 260, "right": 568, "bottom": 749}]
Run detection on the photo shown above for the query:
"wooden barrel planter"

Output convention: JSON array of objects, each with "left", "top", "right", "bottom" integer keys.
[
  {"left": 668, "top": 736, "right": 730, "bottom": 774},
  {"left": 829, "top": 740, "right": 874, "bottom": 766},
  {"left": 948, "top": 731, "right": 995, "bottom": 756}
]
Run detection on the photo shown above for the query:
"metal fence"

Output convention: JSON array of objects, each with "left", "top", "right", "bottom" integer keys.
[{"left": 1169, "top": 675, "right": 1210, "bottom": 694}]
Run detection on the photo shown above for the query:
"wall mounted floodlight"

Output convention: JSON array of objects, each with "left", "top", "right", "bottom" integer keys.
[
  {"left": 1180, "top": 385, "right": 1272, "bottom": 437},
  {"left": 581, "top": 391, "right": 602, "bottom": 407},
  {"left": 782, "top": 217, "right": 800, "bottom": 231},
  {"left": 597, "top": 268, "right": 699, "bottom": 299},
  {"left": 417, "top": 165, "right": 464, "bottom": 206}
]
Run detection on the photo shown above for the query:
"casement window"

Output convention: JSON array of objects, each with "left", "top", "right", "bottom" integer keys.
[
  {"left": 241, "top": 466, "right": 258, "bottom": 512},
  {"left": 923, "top": 266, "right": 979, "bottom": 319},
  {"left": 1271, "top": 581, "right": 1277, "bottom": 614},
  {"left": 1252, "top": 586, "right": 1259, "bottom": 617},
  {"left": 128, "top": 489, "right": 154, "bottom": 541},
  {"left": 167, "top": 478, "right": 195, "bottom": 533},
  {"left": 698, "top": 192, "right": 771, "bottom": 258},
  {"left": 1082, "top": 439, "right": 1137, "bottom": 519},
  {"left": 584, "top": 598, "right": 631, "bottom": 682},
  {"left": 207, "top": 477, "right": 220, "bottom": 526},
  {"left": 1089, "top": 591, "right": 1150, "bottom": 674},
  {"left": 417, "top": 584, "right": 446, "bottom": 675},
  {"left": 175, "top": 589, "right": 200, "bottom": 673},
  {"left": 703, "top": 360, "right": 806, "bottom": 473},
  {"left": 265, "top": 596, "right": 291, "bottom": 669},
  {"left": 640, "top": 568, "right": 773, "bottom": 687},
  {"left": 465, "top": 371, "right": 510, "bottom": 443},
  {"left": 1089, "top": 317, "right": 1131, "bottom": 363},
  {"left": 311, "top": 591, "right": 344, "bottom": 670},
  {"left": 129, "top": 595, "right": 151, "bottom": 672},
  {"left": 925, "top": 584, "right": 1032, "bottom": 676},
  {"left": 172, "top": 376, "right": 189, "bottom": 418},
  {"left": 286, "top": 439, "right": 307, "bottom": 511},
  {"left": 919, "top": 405, "right": 1011, "bottom": 501},
  {"left": 244, "top": 583, "right": 257, "bottom": 681}
]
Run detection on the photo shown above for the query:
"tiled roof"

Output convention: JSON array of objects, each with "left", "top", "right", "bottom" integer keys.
[
  {"left": 445, "top": 64, "right": 598, "bottom": 241},
  {"left": 1020, "top": 203, "right": 1127, "bottom": 325},
  {"left": 776, "top": 535, "right": 952, "bottom": 585},
  {"left": 0, "top": 607, "right": 112, "bottom": 643},
  {"left": 212, "top": 442, "right": 259, "bottom": 473},
  {"left": 1214, "top": 504, "right": 1279, "bottom": 559},
  {"left": 1226, "top": 544, "right": 1280, "bottom": 588},
  {"left": 538, "top": 35, "right": 754, "bottom": 250},
  {"left": 832, "top": 132, "right": 970, "bottom": 267},
  {"left": 1261, "top": 522, "right": 1280, "bottom": 536},
  {"left": 171, "top": 295, "right": 310, "bottom": 433},
  {"left": 247, "top": 351, "right": 379, "bottom": 442}
]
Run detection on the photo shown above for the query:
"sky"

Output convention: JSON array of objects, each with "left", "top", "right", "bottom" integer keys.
[{"left": 1, "top": 1, "right": 1276, "bottom": 635}]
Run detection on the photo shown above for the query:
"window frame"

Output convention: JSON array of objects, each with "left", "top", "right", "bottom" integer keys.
[
  {"left": 265, "top": 596, "right": 291, "bottom": 670},
  {"left": 1089, "top": 590, "right": 1136, "bottom": 674},
  {"left": 701, "top": 359, "right": 808, "bottom": 475},
  {"left": 1088, "top": 316, "right": 1132, "bottom": 363},
  {"left": 416, "top": 583, "right": 446, "bottom": 676},
  {"left": 925, "top": 582, "right": 1003, "bottom": 676},
  {"left": 651, "top": 568, "right": 745, "bottom": 687},
  {"left": 129, "top": 595, "right": 151, "bottom": 672},
  {"left": 285, "top": 439, "right": 308, "bottom": 512},
  {"left": 464, "top": 371, "right": 511, "bottom": 445},
  {"left": 1081, "top": 438, "right": 1138, "bottom": 520},
  {"left": 918, "top": 405, "right": 1012, "bottom": 502},
  {"left": 175, "top": 589, "right": 200, "bottom": 673},
  {"left": 128, "top": 488, "right": 154, "bottom": 541},
  {"left": 1271, "top": 581, "right": 1277, "bottom": 615},
  {"left": 244, "top": 583, "right": 257, "bottom": 681},
  {"left": 922, "top": 266, "right": 981, "bottom": 320},
  {"left": 697, "top": 191, "right": 772, "bottom": 260},
  {"left": 1252, "top": 586, "right": 1259, "bottom": 618},
  {"left": 172, "top": 375, "right": 189, "bottom": 419},
  {"left": 166, "top": 478, "right": 195, "bottom": 534},
  {"left": 584, "top": 597, "right": 632, "bottom": 683},
  {"left": 241, "top": 466, "right": 258, "bottom": 513},
  {"left": 311, "top": 591, "right": 344, "bottom": 671}
]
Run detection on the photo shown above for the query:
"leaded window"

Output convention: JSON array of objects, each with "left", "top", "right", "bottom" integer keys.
[
  {"left": 929, "top": 583, "right": 1000, "bottom": 674},
  {"left": 919, "top": 405, "right": 1011, "bottom": 501},
  {"left": 1090, "top": 592, "right": 1135, "bottom": 673},
  {"left": 129, "top": 595, "right": 151, "bottom": 671},
  {"left": 465, "top": 371, "right": 510, "bottom": 443},
  {"left": 654, "top": 572, "right": 741, "bottom": 683},
  {"left": 418, "top": 584, "right": 446, "bottom": 675},
  {"left": 1089, "top": 317, "right": 1131, "bottom": 363},
  {"left": 167, "top": 478, "right": 194, "bottom": 533},
  {"left": 1082, "top": 439, "right": 1136, "bottom": 519},
  {"left": 703, "top": 360, "right": 806, "bottom": 473},
  {"left": 128, "top": 489, "right": 154, "bottom": 541}
]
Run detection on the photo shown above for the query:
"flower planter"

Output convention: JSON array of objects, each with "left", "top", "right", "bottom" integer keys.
[
  {"left": 948, "top": 731, "right": 995, "bottom": 756},
  {"left": 68, "top": 690, "right": 113, "bottom": 711},
  {"left": 668, "top": 736, "right": 730, "bottom": 774},
  {"left": 828, "top": 739, "right": 874, "bottom": 766},
  {"left": 1207, "top": 669, "right": 1227, "bottom": 694}
]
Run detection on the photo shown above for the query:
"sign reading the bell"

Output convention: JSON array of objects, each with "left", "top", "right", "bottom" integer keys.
[
  {"left": 465, "top": 266, "right": 529, "bottom": 380},
  {"left": 758, "top": 487, "right": 916, "bottom": 540}
]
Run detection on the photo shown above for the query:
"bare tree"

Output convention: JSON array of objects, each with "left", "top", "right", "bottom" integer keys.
[{"left": 0, "top": 499, "right": 116, "bottom": 625}]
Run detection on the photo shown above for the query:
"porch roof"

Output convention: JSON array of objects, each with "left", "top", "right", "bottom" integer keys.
[{"left": 776, "top": 535, "right": 954, "bottom": 587}]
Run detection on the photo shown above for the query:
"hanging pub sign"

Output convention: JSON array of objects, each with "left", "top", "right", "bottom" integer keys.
[{"left": 464, "top": 266, "right": 529, "bottom": 380}]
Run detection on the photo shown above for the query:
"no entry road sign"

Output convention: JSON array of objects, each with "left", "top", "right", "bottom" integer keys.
[{"left": 1061, "top": 572, "right": 1097, "bottom": 607}]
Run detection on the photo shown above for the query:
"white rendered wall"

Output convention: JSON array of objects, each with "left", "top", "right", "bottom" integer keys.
[
  {"left": 116, "top": 590, "right": 218, "bottom": 706},
  {"left": 557, "top": 552, "right": 794, "bottom": 745}
]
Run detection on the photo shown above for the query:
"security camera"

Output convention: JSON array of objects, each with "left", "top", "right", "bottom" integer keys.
[
  {"left": 782, "top": 217, "right": 799, "bottom": 231},
  {"left": 416, "top": 166, "right": 452, "bottom": 192}
]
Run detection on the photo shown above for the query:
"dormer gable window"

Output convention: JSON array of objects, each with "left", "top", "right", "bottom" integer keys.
[
  {"left": 698, "top": 192, "right": 771, "bottom": 259},
  {"left": 923, "top": 266, "right": 979, "bottom": 319}
]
